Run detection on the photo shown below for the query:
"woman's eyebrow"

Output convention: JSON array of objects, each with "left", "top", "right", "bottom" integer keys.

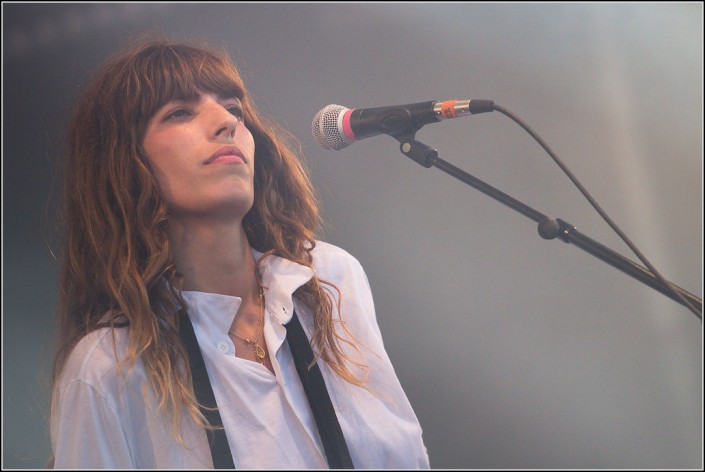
[
  {"left": 170, "top": 95, "right": 201, "bottom": 104},
  {"left": 217, "top": 94, "right": 242, "bottom": 102}
]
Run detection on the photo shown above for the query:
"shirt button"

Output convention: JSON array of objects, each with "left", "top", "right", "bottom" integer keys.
[{"left": 217, "top": 341, "right": 230, "bottom": 354}]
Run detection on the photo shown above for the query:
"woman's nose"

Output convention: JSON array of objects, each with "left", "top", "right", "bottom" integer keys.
[{"left": 211, "top": 106, "right": 240, "bottom": 141}]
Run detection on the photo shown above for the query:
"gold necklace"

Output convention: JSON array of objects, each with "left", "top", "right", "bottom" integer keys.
[{"left": 228, "top": 284, "right": 266, "bottom": 364}]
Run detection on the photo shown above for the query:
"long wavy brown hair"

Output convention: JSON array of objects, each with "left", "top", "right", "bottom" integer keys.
[{"left": 52, "top": 40, "right": 368, "bottom": 441}]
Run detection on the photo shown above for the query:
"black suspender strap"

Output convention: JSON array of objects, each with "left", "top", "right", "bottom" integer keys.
[
  {"left": 285, "top": 311, "right": 354, "bottom": 469},
  {"left": 178, "top": 309, "right": 235, "bottom": 469},
  {"left": 178, "top": 308, "right": 354, "bottom": 469}
]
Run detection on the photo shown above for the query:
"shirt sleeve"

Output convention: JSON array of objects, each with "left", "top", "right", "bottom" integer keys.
[{"left": 52, "top": 379, "right": 135, "bottom": 469}]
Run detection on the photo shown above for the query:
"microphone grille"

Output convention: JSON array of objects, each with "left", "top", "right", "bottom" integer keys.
[{"left": 311, "top": 104, "right": 352, "bottom": 151}]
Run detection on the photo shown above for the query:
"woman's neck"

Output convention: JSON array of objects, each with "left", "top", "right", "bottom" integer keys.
[{"left": 167, "top": 216, "right": 258, "bottom": 300}]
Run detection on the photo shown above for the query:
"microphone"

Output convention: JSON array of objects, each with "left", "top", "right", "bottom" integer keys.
[{"left": 311, "top": 99, "right": 494, "bottom": 150}]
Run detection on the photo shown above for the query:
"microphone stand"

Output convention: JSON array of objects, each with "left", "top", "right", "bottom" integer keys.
[{"left": 395, "top": 136, "right": 702, "bottom": 316}]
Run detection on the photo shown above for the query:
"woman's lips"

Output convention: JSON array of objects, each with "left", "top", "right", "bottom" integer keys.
[{"left": 205, "top": 145, "right": 246, "bottom": 165}]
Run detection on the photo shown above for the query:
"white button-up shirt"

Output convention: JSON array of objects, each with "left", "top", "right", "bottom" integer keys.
[{"left": 51, "top": 241, "right": 430, "bottom": 468}]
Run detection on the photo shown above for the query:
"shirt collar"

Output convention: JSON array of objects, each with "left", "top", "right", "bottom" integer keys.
[
  {"left": 181, "top": 247, "right": 315, "bottom": 330},
  {"left": 252, "top": 248, "right": 315, "bottom": 324},
  {"left": 180, "top": 290, "right": 241, "bottom": 341}
]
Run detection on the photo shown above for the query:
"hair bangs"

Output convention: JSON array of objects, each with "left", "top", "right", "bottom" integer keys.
[{"left": 131, "top": 43, "right": 245, "bottom": 131}]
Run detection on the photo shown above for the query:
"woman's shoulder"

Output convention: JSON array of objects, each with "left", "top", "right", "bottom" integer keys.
[
  {"left": 57, "top": 324, "right": 137, "bottom": 389},
  {"left": 309, "top": 241, "right": 375, "bottom": 311}
]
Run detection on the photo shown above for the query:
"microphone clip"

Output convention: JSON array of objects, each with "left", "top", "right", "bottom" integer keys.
[{"left": 398, "top": 137, "right": 438, "bottom": 168}]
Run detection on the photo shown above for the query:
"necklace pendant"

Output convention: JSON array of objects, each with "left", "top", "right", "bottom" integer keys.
[{"left": 254, "top": 344, "right": 266, "bottom": 361}]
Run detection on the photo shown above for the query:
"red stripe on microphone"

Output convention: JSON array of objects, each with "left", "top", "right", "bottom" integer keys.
[{"left": 342, "top": 109, "right": 356, "bottom": 141}]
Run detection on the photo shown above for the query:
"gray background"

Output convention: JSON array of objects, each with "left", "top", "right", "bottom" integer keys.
[{"left": 2, "top": 3, "right": 702, "bottom": 469}]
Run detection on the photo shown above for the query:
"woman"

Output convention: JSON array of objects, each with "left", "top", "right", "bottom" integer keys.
[{"left": 50, "top": 40, "right": 429, "bottom": 468}]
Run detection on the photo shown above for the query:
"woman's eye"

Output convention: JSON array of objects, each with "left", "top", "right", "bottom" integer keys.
[
  {"left": 227, "top": 105, "right": 244, "bottom": 122},
  {"left": 164, "top": 109, "right": 192, "bottom": 120}
]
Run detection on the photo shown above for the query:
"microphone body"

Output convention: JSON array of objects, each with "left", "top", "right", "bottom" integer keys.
[{"left": 312, "top": 99, "right": 494, "bottom": 150}]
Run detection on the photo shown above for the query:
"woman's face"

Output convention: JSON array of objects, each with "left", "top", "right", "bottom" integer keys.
[{"left": 142, "top": 91, "right": 256, "bottom": 221}]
